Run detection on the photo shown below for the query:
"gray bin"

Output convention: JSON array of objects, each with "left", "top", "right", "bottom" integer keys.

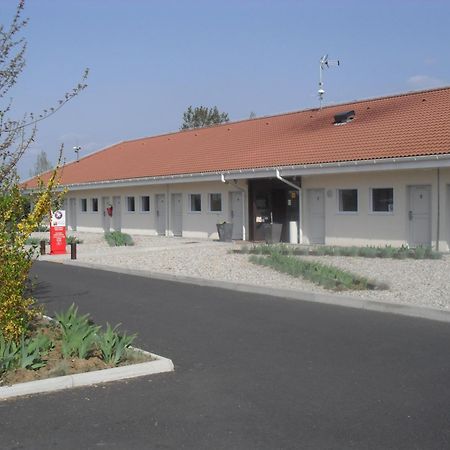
[
  {"left": 217, "top": 223, "right": 233, "bottom": 242},
  {"left": 263, "top": 223, "right": 283, "bottom": 244}
]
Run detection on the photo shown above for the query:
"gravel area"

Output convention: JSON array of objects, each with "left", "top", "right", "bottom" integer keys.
[{"left": 35, "top": 232, "right": 450, "bottom": 311}]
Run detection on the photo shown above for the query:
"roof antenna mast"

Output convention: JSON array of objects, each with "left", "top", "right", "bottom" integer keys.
[
  {"left": 73, "top": 146, "right": 81, "bottom": 162},
  {"left": 318, "top": 54, "right": 340, "bottom": 109}
]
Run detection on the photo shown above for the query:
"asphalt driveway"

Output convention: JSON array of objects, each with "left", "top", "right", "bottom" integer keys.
[{"left": 1, "top": 261, "right": 450, "bottom": 449}]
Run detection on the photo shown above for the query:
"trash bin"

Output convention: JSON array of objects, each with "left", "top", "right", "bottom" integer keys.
[
  {"left": 217, "top": 222, "right": 233, "bottom": 242},
  {"left": 263, "top": 223, "right": 283, "bottom": 244}
]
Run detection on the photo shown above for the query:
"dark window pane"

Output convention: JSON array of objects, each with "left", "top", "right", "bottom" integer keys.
[
  {"left": 372, "top": 188, "right": 393, "bottom": 212},
  {"left": 92, "top": 198, "right": 98, "bottom": 212},
  {"left": 127, "top": 196, "right": 135, "bottom": 212},
  {"left": 141, "top": 196, "right": 150, "bottom": 212},
  {"left": 210, "top": 193, "right": 222, "bottom": 212},
  {"left": 190, "top": 194, "right": 201, "bottom": 212},
  {"left": 81, "top": 198, "right": 87, "bottom": 212},
  {"left": 339, "top": 189, "right": 358, "bottom": 212}
]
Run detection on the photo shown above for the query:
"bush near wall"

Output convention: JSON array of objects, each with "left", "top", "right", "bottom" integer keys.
[{"left": 104, "top": 231, "right": 134, "bottom": 247}]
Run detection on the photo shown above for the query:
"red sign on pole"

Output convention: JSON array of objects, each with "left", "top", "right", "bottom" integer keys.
[{"left": 50, "top": 210, "right": 66, "bottom": 255}]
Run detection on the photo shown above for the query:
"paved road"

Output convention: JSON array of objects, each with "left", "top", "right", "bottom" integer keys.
[{"left": 1, "top": 261, "right": 450, "bottom": 450}]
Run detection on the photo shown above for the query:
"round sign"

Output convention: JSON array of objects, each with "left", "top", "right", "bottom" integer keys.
[{"left": 54, "top": 210, "right": 63, "bottom": 219}]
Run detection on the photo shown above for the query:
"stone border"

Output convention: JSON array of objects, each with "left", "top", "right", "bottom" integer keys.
[{"left": 0, "top": 348, "right": 174, "bottom": 401}]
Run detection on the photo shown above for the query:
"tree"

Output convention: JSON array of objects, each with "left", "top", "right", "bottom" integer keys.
[
  {"left": 0, "top": 1, "right": 87, "bottom": 340},
  {"left": 181, "top": 105, "right": 229, "bottom": 130},
  {"left": 29, "top": 150, "right": 52, "bottom": 177}
]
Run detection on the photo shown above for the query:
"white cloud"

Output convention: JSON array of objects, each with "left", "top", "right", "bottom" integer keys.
[{"left": 407, "top": 74, "right": 445, "bottom": 90}]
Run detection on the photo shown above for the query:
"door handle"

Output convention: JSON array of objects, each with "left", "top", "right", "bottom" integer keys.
[
  {"left": 408, "top": 211, "right": 413, "bottom": 221},
  {"left": 231, "top": 210, "right": 234, "bottom": 219},
  {"left": 156, "top": 210, "right": 160, "bottom": 217}
]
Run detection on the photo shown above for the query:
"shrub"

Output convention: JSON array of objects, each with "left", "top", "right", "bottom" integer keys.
[
  {"left": 66, "top": 235, "right": 83, "bottom": 244},
  {"left": 249, "top": 253, "right": 383, "bottom": 291},
  {"left": 97, "top": 323, "right": 136, "bottom": 365},
  {"left": 104, "top": 231, "right": 134, "bottom": 247},
  {"left": 358, "top": 246, "right": 378, "bottom": 258},
  {"left": 56, "top": 304, "right": 100, "bottom": 359}
]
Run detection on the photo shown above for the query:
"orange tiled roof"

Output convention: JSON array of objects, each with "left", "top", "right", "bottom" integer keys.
[{"left": 23, "top": 87, "right": 450, "bottom": 188}]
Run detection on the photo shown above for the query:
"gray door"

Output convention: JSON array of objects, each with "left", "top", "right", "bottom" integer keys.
[
  {"left": 171, "top": 193, "right": 183, "bottom": 237},
  {"left": 101, "top": 196, "right": 111, "bottom": 232},
  {"left": 112, "top": 196, "right": 121, "bottom": 232},
  {"left": 156, "top": 194, "right": 166, "bottom": 236},
  {"left": 230, "top": 191, "right": 243, "bottom": 240},
  {"left": 408, "top": 185, "right": 431, "bottom": 247},
  {"left": 68, "top": 198, "right": 77, "bottom": 231},
  {"left": 307, "top": 189, "right": 325, "bottom": 244}
]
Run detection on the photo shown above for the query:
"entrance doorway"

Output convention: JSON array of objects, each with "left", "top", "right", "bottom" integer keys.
[
  {"left": 156, "top": 194, "right": 166, "bottom": 236},
  {"left": 307, "top": 189, "right": 325, "bottom": 244},
  {"left": 68, "top": 198, "right": 77, "bottom": 231},
  {"left": 171, "top": 193, "right": 183, "bottom": 237},
  {"left": 112, "top": 196, "right": 121, "bottom": 232},
  {"left": 101, "top": 196, "right": 111, "bottom": 232},
  {"left": 230, "top": 191, "right": 243, "bottom": 240},
  {"left": 408, "top": 185, "right": 431, "bottom": 247},
  {"left": 248, "top": 178, "right": 300, "bottom": 242}
]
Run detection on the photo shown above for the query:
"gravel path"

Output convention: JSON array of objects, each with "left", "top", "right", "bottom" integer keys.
[{"left": 35, "top": 232, "right": 450, "bottom": 311}]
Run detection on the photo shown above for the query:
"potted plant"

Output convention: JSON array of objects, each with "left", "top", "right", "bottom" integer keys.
[{"left": 216, "top": 221, "right": 233, "bottom": 242}]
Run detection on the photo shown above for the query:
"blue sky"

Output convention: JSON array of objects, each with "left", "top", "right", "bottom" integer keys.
[{"left": 3, "top": 0, "right": 449, "bottom": 178}]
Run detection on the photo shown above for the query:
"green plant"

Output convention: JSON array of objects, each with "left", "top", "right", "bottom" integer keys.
[
  {"left": 66, "top": 235, "right": 83, "bottom": 244},
  {"left": 249, "top": 253, "right": 383, "bottom": 291},
  {"left": 104, "top": 231, "right": 134, "bottom": 247},
  {"left": 56, "top": 304, "right": 100, "bottom": 359},
  {"left": 358, "top": 246, "right": 378, "bottom": 258},
  {"left": 25, "top": 237, "right": 49, "bottom": 246},
  {"left": 97, "top": 323, "right": 137, "bottom": 365},
  {"left": 0, "top": 332, "right": 18, "bottom": 373}
]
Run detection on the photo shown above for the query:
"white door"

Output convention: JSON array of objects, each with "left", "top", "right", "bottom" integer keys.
[
  {"left": 112, "top": 196, "right": 122, "bottom": 232},
  {"left": 101, "top": 196, "right": 111, "bottom": 232},
  {"left": 156, "top": 194, "right": 166, "bottom": 236},
  {"left": 68, "top": 198, "right": 77, "bottom": 231},
  {"left": 230, "top": 191, "right": 243, "bottom": 240},
  {"left": 307, "top": 189, "right": 325, "bottom": 244},
  {"left": 408, "top": 185, "right": 431, "bottom": 247},
  {"left": 171, "top": 193, "right": 183, "bottom": 237}
]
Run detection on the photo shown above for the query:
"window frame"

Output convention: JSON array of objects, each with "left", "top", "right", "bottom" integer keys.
[
  {"left": 336, "top": 188, "right": 359, "bottom": 214},
  {"left": 126, "top": 195, "right": 136, "bottom": 213},
  {"left": 91, "top": 197, "right": 99, "bottom": 213},
  {"left": 80, "top": 198, "right": 87, "bottom": 213},
  {"left": 370, "top": 187, "right": 394, "bottom": 214},
  {"left": 188, "top": 193, "right": 202, "bottom": 213},
  {"left": 208, "top": 192, "right": 223, "bottom": 213},
  {"left": 140, "top": 195, "right": 151, "bottom": 213}
]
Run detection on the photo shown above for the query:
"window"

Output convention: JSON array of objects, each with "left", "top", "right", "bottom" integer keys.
[
  {"left": 91, "top": 198, "right": 98, "bottom": 212},
  {"left": 209, "top": 193, "right": 222, "bottom": 212},
  {"left": 338, "top": 189, "right": 358, "bottom": 212},
  {"left": 189, "top": 194, "right": 202, "bottom": 212},
  {"left": 140, "top": 195, "right": 150, "bottom": 212},
  {"left": 81, "top": 198, "right": 87, "bottom": 212},
  {"left": 126, "top": 196, "right": 135, "bottom": 212},
  {"left": 371, "top": 188, "right": 394, "bottom": 213}
]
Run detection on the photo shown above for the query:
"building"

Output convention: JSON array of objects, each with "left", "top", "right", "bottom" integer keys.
[{"left": 24, "top": 87, "right": 450, "bottom": 250}]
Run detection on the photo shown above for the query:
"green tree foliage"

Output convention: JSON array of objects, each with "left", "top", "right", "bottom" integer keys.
[
  {"left": 181, "top": 105, "right": 229, "bottom": 130},
  {"left": 29, "top": 150, "right": 52, "bottom": 177},
  {"left": 0, "top": 1, "right": 87, "bottom": 340}
]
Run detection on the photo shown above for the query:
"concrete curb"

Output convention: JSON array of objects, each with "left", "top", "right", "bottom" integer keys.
[
  {"left": 61, "top": 260, "right": 450, "bottom": 324},
  {"left": 0, "top": 349, "right": 174, "bottom": 401}
]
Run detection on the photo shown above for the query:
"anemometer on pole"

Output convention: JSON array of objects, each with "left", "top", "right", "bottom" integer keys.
[
  {"left": 318, "top": 54, "right": 340, "bottom": 108},
  {"left": 73, "top": 146, "right": 81, "bottom": 162}
]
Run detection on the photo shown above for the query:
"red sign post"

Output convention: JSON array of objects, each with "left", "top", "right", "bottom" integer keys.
[{"left": 50, "top": 210, "right": 66, "bottom": 255}]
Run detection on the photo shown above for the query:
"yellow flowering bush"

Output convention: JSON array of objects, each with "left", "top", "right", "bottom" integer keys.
[{"left": 0, "top": 170, "right": 60, "bottom": 341}]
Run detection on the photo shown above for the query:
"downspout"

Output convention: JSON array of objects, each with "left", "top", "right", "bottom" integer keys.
[
  {"left": 436, "top": 168, "right": 440, "bottom": 251},
  {"left": 221, "top": 174, "right": 246, "bottom": 241},
  {"left": 275, "top": 169, "right": 302, "bottom": 244}
]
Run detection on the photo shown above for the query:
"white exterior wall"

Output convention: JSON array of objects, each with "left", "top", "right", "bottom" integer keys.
[
  {"left": 64, "top": 180, "right": 249, "bottom": 240},
  {"left": 301, "top": 168, "right": 450, "bottom": 251}
]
